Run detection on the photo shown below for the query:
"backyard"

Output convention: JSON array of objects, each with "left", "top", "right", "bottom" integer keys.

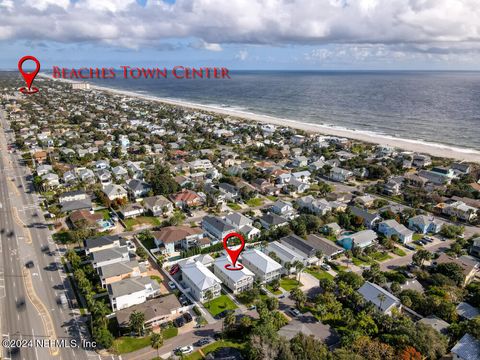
[
  {"left": 123, "top": 216, "right": 161, "bottom": 231},
  {"left": 305, "top": 268, "right": 334, "bottom": 280},
  {"left": 246, "top": 197, "right": 264, "bottom": 207},
  {"left": 204, "top": 295, "right": 238, "bottom": 317},
  {"left": 280, "top": 277, "right": 302, "bottom": 291},
  {"left": 112, "top": 326, "right": 178, "bottom": 354}
]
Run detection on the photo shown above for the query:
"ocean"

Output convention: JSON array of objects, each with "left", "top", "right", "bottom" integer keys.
[{"left": 85, "top": 71, "right": 480, "bottom": 151}]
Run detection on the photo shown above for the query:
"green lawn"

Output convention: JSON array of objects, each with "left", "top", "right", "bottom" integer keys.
[
  {"left": 305, "top": 268, "right": 334, "bottom": 280},
  {"left": 96, "top": 209, "right": 111, "bottom": 220},
  {"left": 246, "top": 197, "right": 264, "bottom": 207},
  {"left": 113, "top": 327, "right": 178, "bottom": 354},
  {"left": 227, "top": 202, "right": 242, "bottom": 210},
  {"left": 266, "top": 196, "right": 278, "bottom": 201},
  {"left": 204, "top": 295, "right": 238, "bottom": 317},
  {"left": 113, "top": 336, "right": 151, "bottom": 354},
  {"left": 123, "top": 216, "right": 161, "bottom": 231},
  {"left": 280, "top": 278, "right": 302, "bottom": 291},
  {"left": 266, "top": 284, "right": 282, "bottom": 295},
  {"left": 351, "top": 257, "right": 373, "bottom": 266},
  {"left": 413, "top": 233, "right": 423, "bottom": 241},
  {"left": 393, "top": 247, "right": 407, "bottom": 256},
  {"left": 370, "top": 251, "right": 392, "bottom": 262},
  {"left": 185, "top": 340, "right": 246, "bottom": 360},
  {"left": 163, "top": 326, "right": 178, "bottom": 340}
]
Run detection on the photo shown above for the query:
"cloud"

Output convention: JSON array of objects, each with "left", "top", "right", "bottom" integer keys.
[
  {"left": 190, "top": 39, "right": 223, "bottom": 52},
  {"left": 1, "top": 0, "right": 480, "bottom": 56},
  {"left": 235, "top": 50, "right": 248, "bottom": 61}
]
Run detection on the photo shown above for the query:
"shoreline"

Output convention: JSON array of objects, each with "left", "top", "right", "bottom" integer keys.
[{"left": 43, "top": 74, "right": 480, "bottom": 163}]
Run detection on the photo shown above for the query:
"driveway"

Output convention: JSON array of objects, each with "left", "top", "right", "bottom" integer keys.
[{"left": 299, "top": 272, "right": 319, "bottom": 292}]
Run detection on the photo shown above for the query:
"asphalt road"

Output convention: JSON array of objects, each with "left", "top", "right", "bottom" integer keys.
[{"left": 0, "top": 110, "right": 105, "bottom": 360}]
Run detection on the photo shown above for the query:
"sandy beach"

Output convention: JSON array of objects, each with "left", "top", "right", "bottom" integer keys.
[{"left": 44, "top": 75, "right": 480, "bottom": 163}]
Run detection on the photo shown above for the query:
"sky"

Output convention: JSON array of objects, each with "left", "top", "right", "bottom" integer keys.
[{"left": 1, "top": 0, "right": 480, "bottom": 70}]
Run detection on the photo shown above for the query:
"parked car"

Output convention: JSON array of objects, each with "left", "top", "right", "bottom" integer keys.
[
  {"left": 248, "top": 305, "right": 256, "bottom": 310},
  {"left": 405, "top": 244, "right": 416, "bottom": 251},
  {"left": 174, "top": 345, "right": 193, "bottom": 355},
  {"left": 168, "top": 281, "right": 176, "bottom": 290},
  {"left": 174, "top": 317, "right": 185, "bottom": 328},
  {"left": 183, "top": 312, "right": 193, "bottom": 323},
  {"left": 422, "top": 237, "right": 433, "bottom": 243},
  {"left": 194, "top": 338, "right": 212, "bottom": 347},
  {"left": 289, "top": 308, "right": 300, "bottom": 317},
  {"left": 169, "top": 264, "right": 180, "bottom": 275},
  {"left": 321, "top": 264, "right": 331, "bottom": 271},
  {"left": 25, "top": 260, "right": 34, "bottom": 268}
]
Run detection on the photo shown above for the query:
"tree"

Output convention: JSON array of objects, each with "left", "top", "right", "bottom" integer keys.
[
  {"left": 150, "top": 332, "right": 163, "bottom": 359},
  {"left": 289, "top": 288, "right": 306, "bottom": 308},
  {"left": 412, "top": 322, "right": 448, "bottom": 359},
  {"left": 336, "top": 271, "right": 365, "bottom": 289},
  {"left": 290, "top": 332, "right": 329, "bottom": 360},
  {"left": 440, "top": 224, "right": 464, "bottom": 239},
  {"left": 147, "top": 162, "right": 179, "bottom": 196},
  {"left": 136, "top": 246, "right": 148, "bottom": 260},
  {"left": 129, "top": 311, "right": 145, "bottom": 336},
  {"left": 65, "top": 249, "right": 81, "bottom": 270},
  {"left": 292, "top": 260, "right": 305, "bottom": 281},
  {"left": 435, "top": 262, "right": 465, "bottom": 286},
  {"left": 351, "top": 336, "right": 396, "bottom": 360},
  {"left": 362, "top": 263, "right": 386, "bottom": 285},
  {"left": 93, "top": 325, "right": 114, "bottom": 348},
  {"left": 204, "top": 289, "right": 213, "bottom": 303},
  {"left": 401, "top": 346, "right": 422, "bottom": 360},
  {"left": 265, "top": 297, "right": 279, "bottom": 311},
  {"left": 412, "top": 249, "right": 432, "bottom": 267},
  {"left": 224, "top": 311, "right": 236, "bottom": 332}
]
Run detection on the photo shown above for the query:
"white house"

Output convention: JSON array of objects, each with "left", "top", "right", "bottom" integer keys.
[
  {"left": 241, "top": 249, "right": 282, "bottom": 284},
  {"left": 378, "top": 219, "right": 414, "bottom": 244},
  {"left": 91, "top": 246, "right": 130, "bottom": 269},
  {"left": 181, "top": 261, "right": 222, "bottom": 302},
  {"left": 265, "top": 241, "right": 305, "bottom": 273},
  {"left": 213, "top": 256, "right": 255, "bottom": 294},
  {"left": 107, "top": 277, "right": 160, "bottom": 311}
]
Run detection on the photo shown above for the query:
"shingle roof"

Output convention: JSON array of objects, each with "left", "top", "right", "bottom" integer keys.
[
  {"left": 358, "top": 281, "right": 400, "bottom": 312},
  {"left": 451, "top": 334, "right": 480, "bottom": 360},
  {"left": 213, "top": 256, "right": 254, "bottom": 283},
  {"left": 182, "top": 261, "right": 221, "bottom": 291},
  {"left": 153, "top": 226, "right": 203, "bottom": 244},
  {"left": 107, "top": 277, "right": 159, "bottom": 298},
  {"left": 115, "top": 295, "right": 181, "bottom": 327},
  {"left": 84, "top": 235, "right": 123, "bottom": 250},
  {"left": 242, "top": 249, "right": 282, "bottom": 274}
]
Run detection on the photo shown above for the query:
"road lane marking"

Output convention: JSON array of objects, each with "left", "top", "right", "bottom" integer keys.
[
  {"left": 12, "top": 207, "right": 32, "bottom": 245},
  {"left": 22, "top": 268, "right": 59, "bottom": 357}
]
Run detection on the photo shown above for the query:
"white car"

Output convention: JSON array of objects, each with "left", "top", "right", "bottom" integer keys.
[
  {"left": 177, "top": 345, "right": 193, "bottom": 354},
  {"left": 168, "top": 281, "right": 176, "bottom": 290}
]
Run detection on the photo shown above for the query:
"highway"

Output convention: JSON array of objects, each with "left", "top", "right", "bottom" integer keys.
[{"left": 0, "top": 109, "right": 105, "bottom": 360}]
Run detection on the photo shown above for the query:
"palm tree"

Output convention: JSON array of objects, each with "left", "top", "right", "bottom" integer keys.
[
  {"left": 150, "top": 332, "right": 163, "bottom": 359},
  {"left": 377, "top": 293, "right": 386, "bottom": 311},
  {"left": 223, "top": 311, "right": 236, "bottom": 332},
  {"left": 129, "top": 311, "right": 145, "bottom": 336},
  {"left": 292, "top": 260, "right": 305, "bottom": 282}
]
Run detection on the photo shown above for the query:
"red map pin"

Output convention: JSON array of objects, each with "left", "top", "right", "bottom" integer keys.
[
  {"left": 18, "top": 55, "right": 40, "bottom": 94},
  {"left": 223, "top": 232, "right": 245, "bottom": 271}
]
